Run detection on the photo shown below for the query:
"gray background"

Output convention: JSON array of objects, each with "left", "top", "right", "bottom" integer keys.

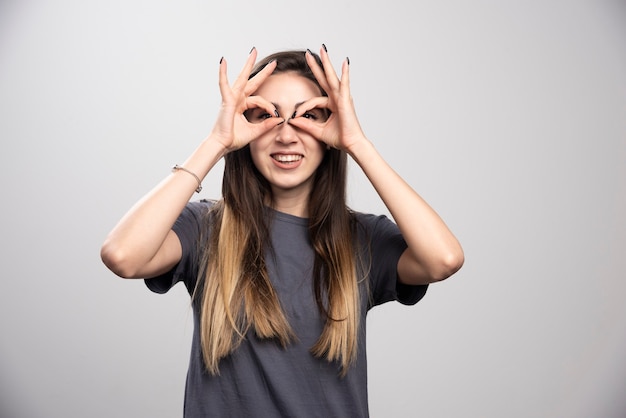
[{"left": 1, "top": 0, "right": 625, "bottom": 417}]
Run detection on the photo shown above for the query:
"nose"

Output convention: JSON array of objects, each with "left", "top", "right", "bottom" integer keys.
[{"left": 275, "top": 119, "right": 297, "bottom": 144}]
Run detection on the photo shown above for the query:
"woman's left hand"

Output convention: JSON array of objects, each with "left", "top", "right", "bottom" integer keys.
[{"left": 287, "top": 46, "right": 367, "bottom": 153}]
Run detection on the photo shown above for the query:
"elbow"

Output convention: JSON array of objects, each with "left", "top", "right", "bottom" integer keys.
[
  {"left": 400, "top": 246, "right": 464, "bottom": 285},
  {"left": 428, "top": 248, "right": 465, "bottom": 283},
  {"left": 100, "top": 241, "right": 140, "bottom": 279},
  {"left": 442, "top": 249, "right": 465, "bottom": 280}
]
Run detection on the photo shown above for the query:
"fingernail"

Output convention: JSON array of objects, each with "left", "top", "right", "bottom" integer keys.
[
  {"left": 277, "top": 119, "right": 285, "bottom": 126},
  {"left": 346, "top": 56, "right": 350, "bottom": 65},
  {"left": 249, "top": 46, "right": 256, "bottom": 54},
  {"left": 219, "top": 56, "right": 223, "bottom": 64},
  {"left": 322, "top": 43, "right": 328, "bottom": 52},
  {"left": 262, "top": 59, "right": 276, "bottom": 72},
  {"left": 306, "top": 48, "right": 313, "bottom": 55},
  {"left": 291, "top": 111, "right": 297, "bottom": 119},
  {"left": 274, "top": 109, "right": 279, "bottom": 117}
]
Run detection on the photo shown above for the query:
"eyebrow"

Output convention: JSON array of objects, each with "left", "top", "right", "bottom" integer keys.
[{"left": 272, "top": 101, "right": 307, "bottom": 114}]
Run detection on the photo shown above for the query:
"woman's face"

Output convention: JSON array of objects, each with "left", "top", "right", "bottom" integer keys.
[{"left": 247, "top": 72, "right": 327, "bottom": 200}]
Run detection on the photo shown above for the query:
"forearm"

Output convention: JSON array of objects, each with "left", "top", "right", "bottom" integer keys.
[
  {"left": 347, "top": 138, "right": 464, "bottom": 283},
  {"left": 100, "top": 136, "right": 227, "bottom": 278}
]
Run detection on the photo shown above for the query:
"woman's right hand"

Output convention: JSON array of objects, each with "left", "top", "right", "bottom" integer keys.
[{"left": 210, "top": 48, "right": 284, "bottom": 152}]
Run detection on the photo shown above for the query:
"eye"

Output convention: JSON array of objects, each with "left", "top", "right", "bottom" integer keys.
[
  {"left": 244, "top": 108, "right": 273, "bottom": 123},
  {"left": 301, "top": 108, "right": 329, "bottom": 122}
]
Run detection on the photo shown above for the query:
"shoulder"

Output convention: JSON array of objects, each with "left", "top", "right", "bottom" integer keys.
[
  {"left": 179, "top": 199, "right": 217, "bottom": 223},
  {"left": 352, "top": 211, "right": 400, "bottom": 236},
  {"left": 170, "top": 199, "right": 219, "bottom": 245},
  {"left": 187, "top": 198, "right": 217, "bottom": 213}
]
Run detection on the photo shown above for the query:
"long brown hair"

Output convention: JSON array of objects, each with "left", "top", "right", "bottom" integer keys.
[{"left": 196, "top": 50, "right": 360, "bottom": 376}]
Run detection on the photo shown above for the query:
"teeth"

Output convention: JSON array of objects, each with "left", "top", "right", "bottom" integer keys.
[{"left": 273, "top": 154, "right": 302, "bottom": 163}]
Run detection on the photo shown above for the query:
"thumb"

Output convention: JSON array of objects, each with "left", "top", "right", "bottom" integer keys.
[
  {"left": 287, "top": 116, "right": 320, "bottom": 137},
  {"left": 287, "top": 117, "right": 328, "bottom": 145},
  {"left": 252, "top": 117, "right": 285, "bottom": 138}
]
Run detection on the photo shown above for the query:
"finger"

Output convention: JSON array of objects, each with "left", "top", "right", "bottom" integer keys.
[
  {"left": 217, "top": 57, "right": 231, "bottom": 101},
  {"left": 339, "top": 58, "right": 351, "bottom": 97},
  {"left": 319, "top": 45, "right": 341, "bottom": 92},
  {"left": 305, "top": 49, "right": 332, "bottom": 95},
  {"left": 292, "top": 97, "right": 332, "bottom": 118},
  {"left": 231, "top": 47, "right": 259, "bottom": 92},
  {"left": 287, "top": 116, "right": 324, "bottom": 139},
  {"left": 249, "top": 117, "right": 286, "bottom": 140},
  {"left": 244, "top": 59, "right": 277, "bottom": 96},
  {"left": 244, "top": 95, "right": 279, "bottom": 116}
]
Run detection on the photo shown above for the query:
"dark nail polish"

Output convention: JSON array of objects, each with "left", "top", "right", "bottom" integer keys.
[
  {"left": 274, "top": 109, "right": 279, "bottom": 118},
  {"left": 346, "top": 56, "right": 350, "bottom": 65},
  {"left": 219, "top": 56, "right": 224, "bottom": 64},
  {"left": 306, "top": 48, "right": 313, "bottom": 55},
  {"left": 292, "top": 111, "right": 297, "bottom": 119},
  {"left": 277, "top": 119, "right": 285, "bottom": 126},
  {"left": 249, "top": 46, "right": 256, "bottom": 54},
  {"left": 322, "top": 44, "right": 328, "bottom": 52}
]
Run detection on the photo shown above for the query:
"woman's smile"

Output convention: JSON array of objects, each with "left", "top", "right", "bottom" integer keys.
[
  {"left": 249, "top": 72, "right": 326, "bottom": 196},
  {"left": 271, "top": 152, "right": 304, "bottom": 167}
]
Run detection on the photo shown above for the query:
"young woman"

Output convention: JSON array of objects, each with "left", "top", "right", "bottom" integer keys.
[{"left": 101, "top": 46, "right": 464, "bottom": 417}]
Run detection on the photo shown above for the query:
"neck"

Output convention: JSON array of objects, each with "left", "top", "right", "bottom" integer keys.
[
  {"left": 268, "top": 191, "right": 309, "bottom": 218},
  {"left": 272, "top": 200, "right": 308, "bottom": 218}
]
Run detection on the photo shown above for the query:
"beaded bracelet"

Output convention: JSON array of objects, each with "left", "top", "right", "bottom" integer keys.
[{"left": 172, "top": 164, "right": 202, "bottom": 193}]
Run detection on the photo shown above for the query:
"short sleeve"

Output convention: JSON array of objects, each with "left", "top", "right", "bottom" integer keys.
[
  {"left": 356, "top": 213, "right": 428, "bottom": 309},
  {"left": 144, "top": 200, "right": 212, "bottom": 294}
]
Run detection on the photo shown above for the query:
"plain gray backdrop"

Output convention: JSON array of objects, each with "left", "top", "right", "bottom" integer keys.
[{"left": 1, "top": 0, "right": 625, "bottom": 417}]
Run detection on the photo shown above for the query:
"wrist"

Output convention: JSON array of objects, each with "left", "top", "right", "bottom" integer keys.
[
  {"left": 345, "top": 137, "right": 375, "bottom": 163},
  {"left": 171, "top": 164, "right": 202, "bottom": 193},
  {"left": 203, "top": 133, "right": 232, "bottom": 156}
]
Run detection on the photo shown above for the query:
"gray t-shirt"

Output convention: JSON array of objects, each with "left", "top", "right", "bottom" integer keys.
[{"left": 146, "top": 200, "right": 427, "bottom": 418}]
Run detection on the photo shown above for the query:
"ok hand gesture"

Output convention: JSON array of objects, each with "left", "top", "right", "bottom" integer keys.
[
  {"left": 287, "top": 46, "right": 367, "bottom": 153},
  {"left": 210, "top": 48, "right": 284, "bottom": 152}
]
